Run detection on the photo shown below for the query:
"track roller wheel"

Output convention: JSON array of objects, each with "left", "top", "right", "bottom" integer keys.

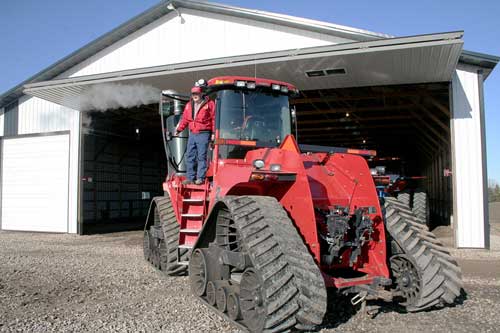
[
  {"left": 152, "top": 246, "right": 160, "bottom": 269},
  {"left": 216, "top": 286, "right": 228, "bottom": 312},
  {"left": 143, "top": 230, "right": 151, "bottom": 261},
  {"left": 239, "top": 268, "right": 266, "bottom": 332},
  {"left": 227, "top": 292, "right": 241, "bottom": 320},
  {"left": 206, "top": 281, "right": 216, "bottom": 306},
  {"left": 190, "top": 249, "right": 208, "bottom": 296}
]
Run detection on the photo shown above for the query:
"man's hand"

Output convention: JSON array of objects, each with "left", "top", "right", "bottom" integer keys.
[
  {"left": 211, "top": 134, "right": 215, "bottom": 141},
  {"left": 174, "top": 130, "right": 179, "bottom": 137}
]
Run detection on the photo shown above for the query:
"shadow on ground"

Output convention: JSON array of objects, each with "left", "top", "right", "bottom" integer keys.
[{"left": 320, "top": 287, "right": 468, "bottom": 330}]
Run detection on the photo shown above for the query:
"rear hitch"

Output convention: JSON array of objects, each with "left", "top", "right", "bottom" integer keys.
[
  {"left": 344, "top": 277, "right": 392, "bottom": 317},
  {"left": 351, "top": 291, "right": 367, "bottom": 306},
  {"left": 342, "top": 276, "right": 393, "bottom": 303}
]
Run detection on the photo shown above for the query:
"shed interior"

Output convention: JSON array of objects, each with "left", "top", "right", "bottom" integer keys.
[
  {"left": 80, "top": 82, "right": 453, "bottom": 234},
  {"left": 293, "top": 83, "right": 453, "bottom": 229},
  {"left": 81, "top": 105, "right": 165, "bottom": 234}
]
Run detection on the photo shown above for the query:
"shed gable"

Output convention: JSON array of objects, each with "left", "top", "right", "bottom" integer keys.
[{"left": 61, "top": 8, "right": 353, "bottom": 79}]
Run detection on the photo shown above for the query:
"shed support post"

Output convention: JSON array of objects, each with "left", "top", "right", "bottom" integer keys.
[{"left": 450, "top": 66, "right": 489, "bottom": 248}]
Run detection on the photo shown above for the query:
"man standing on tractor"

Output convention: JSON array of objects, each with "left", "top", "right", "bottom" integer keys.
[{"left": 174, "top": 84, "right": 215, "bottom": 185}]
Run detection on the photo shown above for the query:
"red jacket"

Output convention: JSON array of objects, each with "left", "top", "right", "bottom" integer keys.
[{"left": 177, "top": 97, "right": 215, "bottom": 134}]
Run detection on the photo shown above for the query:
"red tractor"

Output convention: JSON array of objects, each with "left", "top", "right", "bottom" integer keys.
[
  {"left": 370, "top": 161, "right": 430, "bottom": 227},
  {"left": 143, "top": 76, "right": 462, "bottom": 332}
]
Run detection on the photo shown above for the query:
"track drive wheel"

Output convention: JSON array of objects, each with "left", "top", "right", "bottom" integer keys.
[
  {"left": 384, "top": 197, "right": 463, "bottom": 311},
  {"left": 189, "top": 249, "right": 208, "bottom": 297},
  {"left": 390, "top": 254, "right": 421, "bottom": 306}
]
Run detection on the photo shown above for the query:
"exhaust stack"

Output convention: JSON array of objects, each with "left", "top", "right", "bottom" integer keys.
[{"left": 160, "top": 90, "right": 188, "bottom": 176}]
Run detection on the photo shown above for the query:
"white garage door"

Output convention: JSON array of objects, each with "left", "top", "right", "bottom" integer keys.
[{"left": 1, "top": 134, "right": 70, "bottom": 232}]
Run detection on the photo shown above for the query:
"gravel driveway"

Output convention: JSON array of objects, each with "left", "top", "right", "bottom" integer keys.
[{"left": 1, "top": 229, "right": 499, "bottom": 332}]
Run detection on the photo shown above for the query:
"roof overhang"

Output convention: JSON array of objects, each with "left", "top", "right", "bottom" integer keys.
[
  {"left": 24, "top": 32, "right": 464, "bottom": 111},
  {"left": 459, "top": 50, "right": 499, "bottom": 79}
]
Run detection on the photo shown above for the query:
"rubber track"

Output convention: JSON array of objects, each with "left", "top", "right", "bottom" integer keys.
[
  {"left": 412, "top": 190, "right": 429, "bottom": 227},
  {"left": 397, "top": 189, "right": 411, "bottom": 208},
  {"left": 151, "top": 196, "right": 189, "bottom": 276},
  {"left": 222, "top": 196, "right": 327, "bottom": 332},
  {"left": 384, "top": 197, "right": 462, "bottom": 311}
]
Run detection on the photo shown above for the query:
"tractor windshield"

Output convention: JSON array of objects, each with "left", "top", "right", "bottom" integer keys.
[{"left": 217, "top": 89, "right": 291, "bottom": 145}]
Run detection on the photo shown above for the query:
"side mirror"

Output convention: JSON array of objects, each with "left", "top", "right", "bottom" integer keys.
[
  {"left": 291, "top": 107, "right": 297, "bottom": 122},
  {"left": 159, "top": 98, "right": 173, "bottom": 117},
  {"left": 291, "top": 106, "right": 298, "bottom": 141}
]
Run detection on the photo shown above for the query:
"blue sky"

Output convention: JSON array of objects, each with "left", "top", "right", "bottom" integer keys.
[{"left": 1, "top": 0, "right": 499, "bottom": 181}]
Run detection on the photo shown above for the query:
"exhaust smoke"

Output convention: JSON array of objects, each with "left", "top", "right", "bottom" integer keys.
[{"left": 78, "top": 83, "right": 161, "bottom": 112}]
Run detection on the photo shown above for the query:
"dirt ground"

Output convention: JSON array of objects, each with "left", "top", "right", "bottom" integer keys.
[{"left": 1, "top": 222, "right": 499, "bottom": 332}]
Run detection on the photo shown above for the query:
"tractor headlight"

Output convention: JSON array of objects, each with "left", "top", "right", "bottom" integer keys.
[
  {"left": 271, "top": 84, "right": 280, "bottom": 91},
  {"left": 253, "top": 159, "right": 265, "bottom": 169},
  {"left": 235, "top": 80, "right": 246, "bottom": 87},
  {"left": 270, "top": 164, "right": 281, "bottom": 172},
  {"left": 246, "top": 81, "right": 256, "bottom": 89},
  {"left": 280, "top": 86, "right": 289, "bottom": 93}
]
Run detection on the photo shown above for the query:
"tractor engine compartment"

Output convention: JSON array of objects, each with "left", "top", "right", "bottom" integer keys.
[{"left": 317, "top": 206, "right": 375, "bottom": 268}]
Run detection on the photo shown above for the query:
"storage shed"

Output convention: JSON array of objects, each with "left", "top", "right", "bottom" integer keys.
[{"left": 0, "top": 0, "right": 497, "bottom": 248}]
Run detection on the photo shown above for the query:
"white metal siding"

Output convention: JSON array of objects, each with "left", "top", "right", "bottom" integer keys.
[
  {"left": 0, "top": 108, "right": 4, "bottom": 137},
  {"left": 4, "top": 102, "right": 18, "bottom": 136},
  {"left": 1, "top": 134, "right": 70, "bottom": 233},
  {"left": 67, "top": 111, "right": 80, "bottom": 234},
  {"left": 60, "top": 9, "right": 348, "bottom": 78},
  {"left": 15, "top": 96, "right": 80, "bottom": 234},
  {"left": 18, "top": 95, "right": 73, "bottom": 134},
  {"left": 451, "top": 66, "right": 487, "bottom": 248}
]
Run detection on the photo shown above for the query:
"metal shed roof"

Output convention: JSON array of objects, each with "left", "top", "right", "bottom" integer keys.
[
  {"left": 0, "top": 0, "right": 388, "bottom": 109},
  {"left": 24, "top": 31, "right": 464, "bottom": 111},
  {"left": 1, "top": 0, "right": 498, "bottom": 108}
]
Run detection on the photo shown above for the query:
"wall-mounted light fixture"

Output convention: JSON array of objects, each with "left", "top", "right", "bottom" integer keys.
[{"left": 167, "top": 3, "right": 185, "bottom": 24}]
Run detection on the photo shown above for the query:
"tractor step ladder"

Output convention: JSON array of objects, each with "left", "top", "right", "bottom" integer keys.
[{"left": 176, "top": 181, "right": 209, "bottom": 263}]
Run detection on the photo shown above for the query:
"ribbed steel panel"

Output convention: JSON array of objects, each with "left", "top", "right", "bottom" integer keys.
[
  {"left": 17, "top": 95, "right": 75, "bottom": 134},
  {"left": 451, "top": 66, "right": 487, "bottom": 248},
  {"left": 0, "top": 108, "right": 4, "bottom": 137},
  {"left": 1, "top": 134, "right": 70, "bottom": 232},
  {"left": 60, "top": 8, "right": 347, "bottom": 78},
  {"left": 4, "top": 102, "right": 18, "bottom": 136},
  {"left": 12, "top": 95, "right": 80, "bottom": 234}
]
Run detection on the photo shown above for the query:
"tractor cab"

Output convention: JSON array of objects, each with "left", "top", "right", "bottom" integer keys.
[
  {"left": 207, "top": 77, "right": 297, "bottom": 160},
  {"left": 160, "top": 76, "right": 299, "bottom": 176}
]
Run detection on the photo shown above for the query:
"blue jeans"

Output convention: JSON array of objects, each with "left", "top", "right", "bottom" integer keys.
[{"left": 186, "top": 132, "right": 210, "bottom": 181}]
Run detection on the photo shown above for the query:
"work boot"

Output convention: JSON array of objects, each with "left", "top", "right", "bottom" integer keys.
[
  {"left": 194, "top": 179, "right": 204, "bottom": 185},
  {"left": 182, "top": 179, "right": 194, "bottom": 185}
]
